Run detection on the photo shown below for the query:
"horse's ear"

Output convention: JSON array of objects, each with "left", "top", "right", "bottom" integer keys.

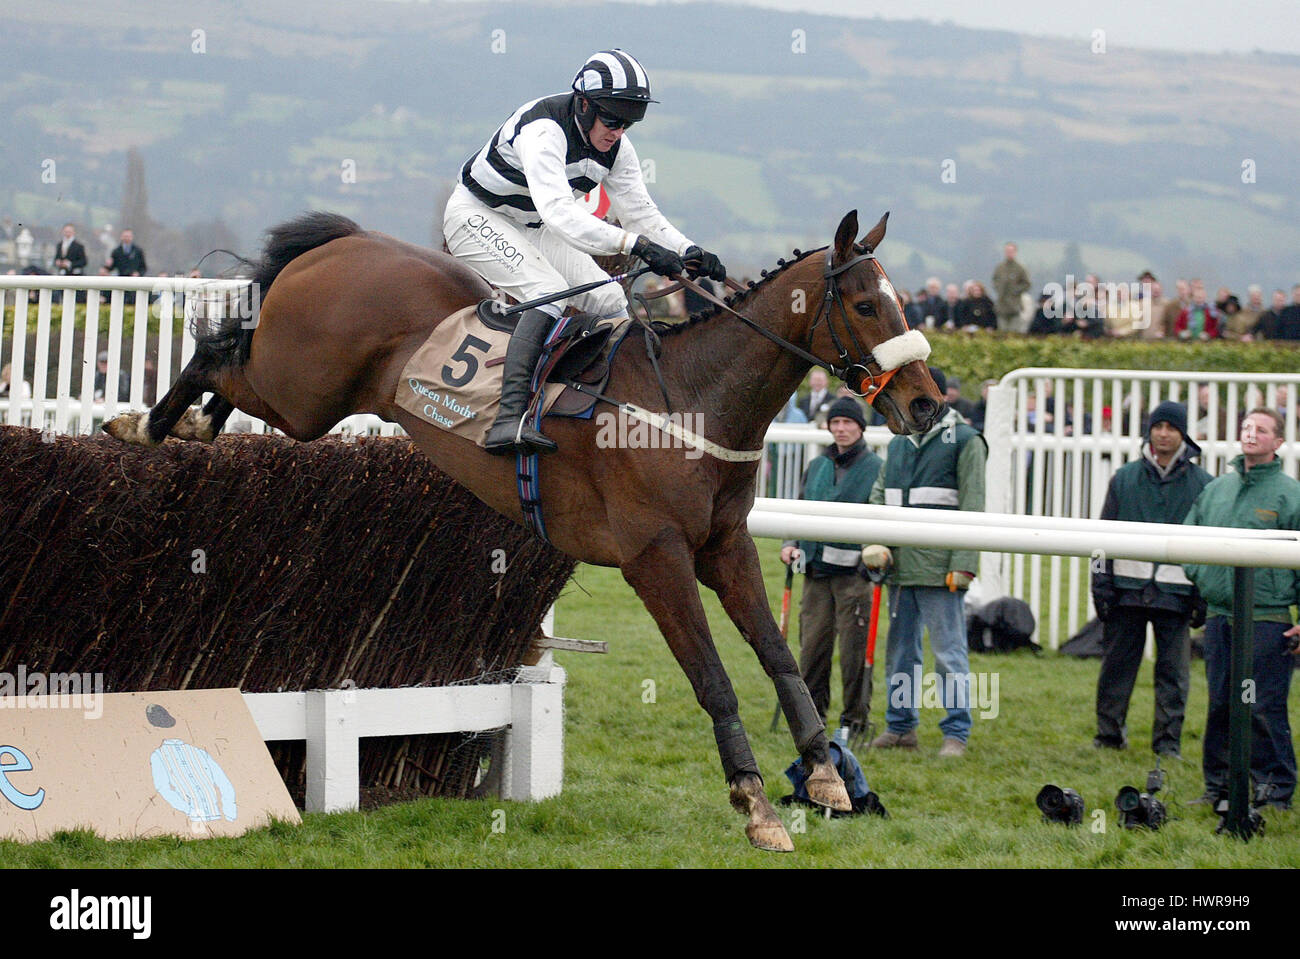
[
  {"left": 862, "top": 211, "right": 889, "bottom": 253},
  {"left": 833, "top": 210, "right": 859, "bottom": 265}
]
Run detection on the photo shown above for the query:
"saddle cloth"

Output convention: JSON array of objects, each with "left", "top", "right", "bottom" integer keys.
[{"left": 394, "top": 302, "right": 629, "bottom": 448}]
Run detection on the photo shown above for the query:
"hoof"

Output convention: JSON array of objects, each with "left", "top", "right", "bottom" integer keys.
[
  {"left": 169, "top": 408, "right": 216, "bottom": 442},
  {"left": 746, "top": 819, "right": 794, "bottom": 853},
  {"left": 805, "top": 760, "right": 852, "bottom": 812},
  {"left": 102, "top": 411, "right": 158, "bottom": 447}
]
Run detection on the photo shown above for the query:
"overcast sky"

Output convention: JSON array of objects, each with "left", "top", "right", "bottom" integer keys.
[{"left": 468, "top": 0, "right": 1300, "bottom": 55}]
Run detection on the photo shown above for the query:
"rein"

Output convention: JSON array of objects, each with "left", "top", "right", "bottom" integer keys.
[{"left": 669, "top": 252, "right": 919, "bottom": 401}]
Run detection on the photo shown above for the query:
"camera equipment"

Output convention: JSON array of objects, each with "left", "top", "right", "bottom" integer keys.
[
  {"left": 1036, "top": 784, "right": 1085, "bottom": 825},
  {"left": 1115, "top": 771, "right": 1167, "bottom": 830}
]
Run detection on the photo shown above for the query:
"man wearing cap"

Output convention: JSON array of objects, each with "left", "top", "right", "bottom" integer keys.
[
  {"left": 93, "top": 350, "right": 131, "bottom": 403},
  {"left": 1183, "top": 408, "right": 1300, "bottom": 810},
  {"left": 864, "top": 366, "right": 987, "bottom": 756},
  {"left": 1090, "top": 401, "right": 1211, "bottom": 756},
  {"left": 444, "top": 49, "right": 726, "bottom": 456},
  {"left": 780, "top": 397, "right": 883, "bottom": 739}
]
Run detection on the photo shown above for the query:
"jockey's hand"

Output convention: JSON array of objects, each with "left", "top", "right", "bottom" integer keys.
[
  {"left": 683, "top": 245, "right": 727, "bottom": 283},
  {"left": 632, "top": 236, "right": 684, "bottom": 277}
]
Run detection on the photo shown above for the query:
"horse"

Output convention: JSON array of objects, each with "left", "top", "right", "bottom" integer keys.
[{"left": 104, "top": 208, "right": 943, "bottom": 852}]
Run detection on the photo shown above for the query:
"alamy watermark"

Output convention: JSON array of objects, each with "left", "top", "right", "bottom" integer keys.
[
  {"left": 888, "top": 666, "right": 999, "bottom": 719},
  {"left": 0, "top": 666, "right": 104, "bottom": 719},
  {"left": 594, "top": 409, "right": 705, "bottom": 460}
]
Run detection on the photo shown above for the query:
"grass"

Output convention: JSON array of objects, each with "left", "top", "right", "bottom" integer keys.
[{"left": 1, "top": 539, "right": 1296, "bottom": 868}]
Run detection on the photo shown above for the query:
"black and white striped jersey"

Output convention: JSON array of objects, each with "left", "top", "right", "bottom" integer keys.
[{"left": 458, "top": 93, "right": 691, "bottom": 257}]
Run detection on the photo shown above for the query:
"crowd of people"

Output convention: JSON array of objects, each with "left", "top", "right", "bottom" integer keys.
[
  {"left": 782, "top": 373, "right": 1299, "bottom": 811},
  {"left": 898, "top": 243, "right": 1300, "bottom": 342}
]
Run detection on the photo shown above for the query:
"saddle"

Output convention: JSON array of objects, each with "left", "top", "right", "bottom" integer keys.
[{"left": 394, "top": 301, "right": 632, "bottom": 448}]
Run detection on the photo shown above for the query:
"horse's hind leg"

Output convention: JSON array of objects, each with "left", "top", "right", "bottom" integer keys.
[
  {"left": 620, "top": 527, "right": 794, "bottom": 853},
  {"left": 696, "top": 528, "right": 851, "bottom": 813}
]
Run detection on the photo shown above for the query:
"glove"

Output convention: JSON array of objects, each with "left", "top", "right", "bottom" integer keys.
[
  {"left": 682, "top": 245, "right": 727, "bottom": 282},
  {"left": 946, "top": 571, "right": 975, "bottom": 592},
  {"left": 1092, "top": 586, "right": 1118, "bottom": 623},
  {"left": 1189, "top": 595, "right": 1207, "bottom": 630},
  {"left": 632, "top": 236, "right": 684, "bottom": 277},
  {"left": 861, "top": 545, "right": 893, "bottom": 570}
]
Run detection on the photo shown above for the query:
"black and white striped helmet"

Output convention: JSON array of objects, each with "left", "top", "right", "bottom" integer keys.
[{"left": 572, "top": 49, "right": 657, "bottom": 120}]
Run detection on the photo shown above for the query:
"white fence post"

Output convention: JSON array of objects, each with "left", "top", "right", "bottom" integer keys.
[
  {"left": 502, "top": 673, "right": 565, "bottom": 801},
  {"left": 305, "top": 688, "right": 359, "bottom": 814}
]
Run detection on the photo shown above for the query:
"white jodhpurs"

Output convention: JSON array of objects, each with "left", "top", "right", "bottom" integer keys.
[{"left": 443, "top": 183, "right": 629, "bottom": 319}]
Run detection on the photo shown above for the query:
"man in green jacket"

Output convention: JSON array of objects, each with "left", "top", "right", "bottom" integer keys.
[
  {"left": 1183, "top": 408, "right": 1300, "bottom": 810},
  {"left": 1092, "top": 401, "right": 1211, "bottom": 757},
  {"left": 863, "top": 368, "right": 988, "bottom": 756},
  {"left": 780, "top": 397, "right": 884, "bottom": 739},
  {"left": 993, "top": 242, "right": 1031, "bottom": 332}
]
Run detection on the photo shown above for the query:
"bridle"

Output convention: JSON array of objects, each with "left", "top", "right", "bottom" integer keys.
[{"left": 672, "top": 247, "right": 930, "bottom": 401}]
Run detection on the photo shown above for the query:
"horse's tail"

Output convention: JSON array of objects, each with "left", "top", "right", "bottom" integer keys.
[{"left": 192, "top": 211, "right": 363, "bottom": 369}]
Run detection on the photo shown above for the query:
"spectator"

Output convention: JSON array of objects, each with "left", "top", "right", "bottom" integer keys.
[
  {"left": 956, "top": 281, "right": 996, "bottom": 331},
  {"left": 0, "top": 362, "right": 32, "bottom": 400},
  {"left": 969, "top": 378, "right": 998, "bottom": 432},
  {"left": 1183, "top": 408, "right": 1300, "bottom": 811},
  {"left": 866, "top": 366, "right": 987, "bottom": 756},
  {"left": 1272, "top": 284, "right": 1300, "bottom": 341},
  {"left": 1257, "top": 289, "right": 1288, "bottom": 340},
  {"left": 941, "top": 283, "right": 961, "bottom": 329},
  {"left": 1220, "top": 294, "right": 1260, "bottom": 341},
  {"left": 992, "top": 241, "right": 1031, "bottom": 332},
  {"left": 1175, "top": 280, "right": 1221, "bottom": 340},
  {"left": 944, "top": 376, "right": 976, "bottom": 422},
  {"left": 93, "top": 350, "right": 131, "bottom": 402},
  {"left": 1104, "top": 282, "right": 1142, "bottom": 338},
  {"left": 1091, "top": 401, "right": 1211, "bottom": 757},
  {"left": 1136, "top": 278, "right": 1167, "bottom": 340},
  {"left": 899, "top": 287, "right": 924, "bottom": 328},
  {"left": 52, "top": 223, "right": 87, "bottom": 276},
  {"left": 1227, "top": 283, "right": 1268, "bottom": 343},
  {"left": 801, "top": 368, "right": 832, "bottom": 423},
  {"left": 917, "top": 277, "right": 945, "bottom": 329},
  {"left": 104, "top": 228, "right": 147, "bottom": 277},
  {"left": 1162, "top": 279, "right": 1191, "bottom": 339},
  {"left": 780, "top": 397, "right": 883, "bottom": 739},
  {"left": 1028, "top": 288, "right": 1062, "bottom": 335}
]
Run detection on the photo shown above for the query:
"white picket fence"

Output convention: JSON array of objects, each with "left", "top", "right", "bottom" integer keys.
[{"left": 981, "top": 369, "right": 1300, "bottom": 645}]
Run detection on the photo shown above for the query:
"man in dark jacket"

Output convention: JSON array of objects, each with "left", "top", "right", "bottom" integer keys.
[
  {"left": 104, "top": 228, "right": 147, "bottom": 276},
  {"left": 52, "top": 223, "right": 87, "bottom": 276},
  {"left": 780, "top": 397, "right": 883, "bottom": 739},
  {"left": 1183, "top": 408, "right": 1300, "bottom": 810},
  {"left": 1091, "top": 401, "right": 1211, "bottom": 757}
]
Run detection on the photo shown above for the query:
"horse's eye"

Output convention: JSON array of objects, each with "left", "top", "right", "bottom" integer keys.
[{"left": 855, "top": 300, "right": 875, "bottom": 317}]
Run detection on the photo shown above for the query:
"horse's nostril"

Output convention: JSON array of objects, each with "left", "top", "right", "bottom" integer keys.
[{"left": 909, "top": 396, "right": 937, "bottom": 426}]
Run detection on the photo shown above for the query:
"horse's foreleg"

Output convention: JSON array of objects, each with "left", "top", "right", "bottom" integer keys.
[
  {"left": 696, "top": 529, "right": 851, "bottom": 814},
  {"left": 103, "top": 356, "right": 212, "bottom": 446},
  {"left": 621, "top": 528, "right": 793, "bottom": 852}
]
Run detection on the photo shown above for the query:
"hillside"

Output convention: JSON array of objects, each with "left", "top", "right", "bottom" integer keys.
[{"left": 3, "top": 0, "right": 1297, "bottom": 289}]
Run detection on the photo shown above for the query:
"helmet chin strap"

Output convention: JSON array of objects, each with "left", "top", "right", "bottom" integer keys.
[{"left": 573, "top": 95, "right": 597, "bottom": 137}]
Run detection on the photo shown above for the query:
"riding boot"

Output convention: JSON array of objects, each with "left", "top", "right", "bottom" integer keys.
[{"left": 484, "top": 307, "right": 559, "bottom": 456}]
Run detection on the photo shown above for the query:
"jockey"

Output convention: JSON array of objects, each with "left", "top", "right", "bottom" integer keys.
[{"left": 444, "top": 48, "right": 727, "bottom": 456}]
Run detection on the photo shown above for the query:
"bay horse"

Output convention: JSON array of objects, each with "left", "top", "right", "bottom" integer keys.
[{"left": 105, "top": 208, "right": 942, "bottom": 852}]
